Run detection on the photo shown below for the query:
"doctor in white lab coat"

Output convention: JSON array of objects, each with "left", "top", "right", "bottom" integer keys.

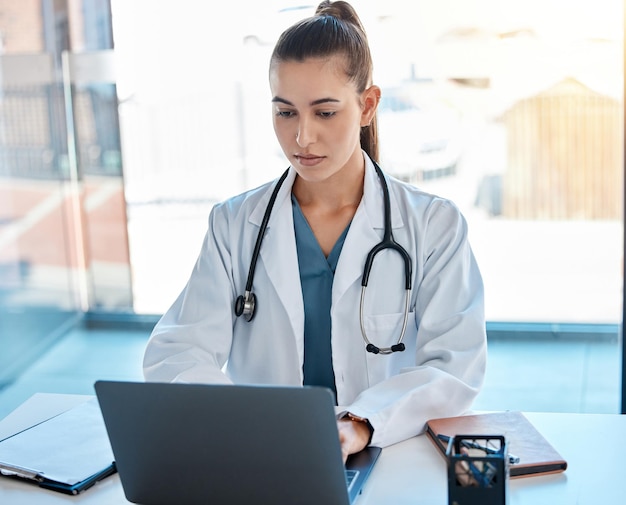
[
  {"left": 144, "top": 155, "right": 486, "bottom": 446},
  {"left": 143, "top": 0, "right": 487, "bottom": 458}
]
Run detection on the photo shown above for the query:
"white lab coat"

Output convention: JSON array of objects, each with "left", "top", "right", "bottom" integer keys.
[{"left": 144, "top": 153, "right": 487, "bottom": 448}]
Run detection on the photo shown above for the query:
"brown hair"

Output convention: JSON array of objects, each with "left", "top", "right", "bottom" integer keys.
[{"left": 270, "top": 1, "right": 379, "bottom": 161}]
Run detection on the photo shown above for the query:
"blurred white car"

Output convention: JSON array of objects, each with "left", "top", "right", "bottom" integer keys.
[{"left": 377, "top": 87, "right": 462, "bottom": 183}]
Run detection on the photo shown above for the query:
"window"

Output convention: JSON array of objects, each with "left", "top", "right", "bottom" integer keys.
[{"left": 1, "top": 0, "right": 622, "bottom": 411}]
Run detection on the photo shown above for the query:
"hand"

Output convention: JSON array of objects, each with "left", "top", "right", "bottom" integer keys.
[{"left": 336, "top": 417, "right": 371, "bottom": 464}]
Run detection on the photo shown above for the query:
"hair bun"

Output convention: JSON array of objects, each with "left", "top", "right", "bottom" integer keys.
[{"left": 315, "top": 1, "right": 365, "bottom": 33}]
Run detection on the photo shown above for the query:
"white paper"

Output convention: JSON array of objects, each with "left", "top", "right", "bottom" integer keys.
[
  {"left": 0, "top": 393, "right": 93, "bottom": 442},
  {"left": 0, "top": 398, "right": 114, "bottom": 485}
]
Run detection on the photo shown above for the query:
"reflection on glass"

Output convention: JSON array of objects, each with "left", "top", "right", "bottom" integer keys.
[
  {"left": 0, "top": 0, "right": 132, "bottom": 384},
  {"left": 0, "top": 50, "right": 82, "bottom": 381},
  {"left": 67, "top": 61, "right": 132, "bottom": 311}
]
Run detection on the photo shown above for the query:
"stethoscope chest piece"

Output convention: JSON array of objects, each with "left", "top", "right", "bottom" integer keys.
[{"left": 235, "top": 291, "right": 257, "bottom": 322}]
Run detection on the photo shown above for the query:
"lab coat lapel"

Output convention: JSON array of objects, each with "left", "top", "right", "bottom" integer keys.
[
  {"left": 333, "top": 158, "right": 399, "bottom": 301},
  {"left": 250, "top": 169, "right": 304, "bottom": 343}
]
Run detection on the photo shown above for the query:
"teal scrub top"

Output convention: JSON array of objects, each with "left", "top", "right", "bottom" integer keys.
[{"left": 292, "top": 194, "right": 350, "bottom": 401}]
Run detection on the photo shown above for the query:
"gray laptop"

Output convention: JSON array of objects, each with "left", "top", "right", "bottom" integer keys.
[{"left": 94, "top": 380, "right": 381, "bottom": 505}]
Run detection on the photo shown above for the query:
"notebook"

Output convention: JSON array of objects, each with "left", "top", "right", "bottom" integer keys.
[
  {"left": 94, "top": 380, "right": 381, "bottom": 505},
  {"left": 426, "top": 411, "right": 567, "bottom": 478}
]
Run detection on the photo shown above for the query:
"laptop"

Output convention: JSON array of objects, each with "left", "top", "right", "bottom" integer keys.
[{"left": 94, "top": 380, "right": 381, "bottom": 505}]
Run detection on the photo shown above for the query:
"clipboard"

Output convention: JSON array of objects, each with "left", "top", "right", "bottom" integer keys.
[
  {"left": 426, "top": 411, "right": 568, "bottom": 478},
  {"left": 0, "top": 396, "right": 117, "bottom": 494}
]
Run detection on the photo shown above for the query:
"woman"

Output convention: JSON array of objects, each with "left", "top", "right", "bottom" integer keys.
[{"left": 143, "top": 0, "right": 487, "bottom": 461}]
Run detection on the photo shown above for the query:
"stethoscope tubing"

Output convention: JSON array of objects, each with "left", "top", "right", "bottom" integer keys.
[
  {"left": 359, "top": 162, "right": 412, "bottom": 353},
  {"left": 234, "top": 168, "right": 290, "bottom": 321},
  {"left": 359, "top": 286, "right": 411, "bottom": 354},
  {"left": 244, "top": 168, "right": 289, "bottom": 292}
]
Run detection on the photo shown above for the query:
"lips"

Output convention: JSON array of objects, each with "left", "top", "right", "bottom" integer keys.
[{"left": 295, "top": 154, "right": 325, "bottom": 167}]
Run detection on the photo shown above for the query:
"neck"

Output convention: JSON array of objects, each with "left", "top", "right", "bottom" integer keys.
[{"left": 292, "top": 154, "right": 365, "bottom": 210}]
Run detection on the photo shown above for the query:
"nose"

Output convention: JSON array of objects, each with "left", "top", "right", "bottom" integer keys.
[{"left": 296, "top": 117, "right": 315, "bottom": 147}]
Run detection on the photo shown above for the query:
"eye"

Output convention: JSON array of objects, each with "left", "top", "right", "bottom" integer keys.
[
  {"left": 275, "top": 109, "right": 296, "bottom": 118},
  {"left": 318, "top": 111, "right": 336, "bottom": 119}
]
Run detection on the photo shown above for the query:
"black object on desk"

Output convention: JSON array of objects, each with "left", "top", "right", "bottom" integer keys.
[
  {"left": 445, "top": 435, "right": 509, "bottom": 505},
  {"left": 0, "top": 462, "right": 117, "bottom": 495}
]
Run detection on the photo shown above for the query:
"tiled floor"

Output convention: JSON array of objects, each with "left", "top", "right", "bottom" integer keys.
[{"left": 0, "top": 326, "right": 621, "bottom": 421}]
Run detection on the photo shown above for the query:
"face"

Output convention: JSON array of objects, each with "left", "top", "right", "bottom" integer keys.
[{"left": 269, "top": 57, "right": 378, "bottom": 184}]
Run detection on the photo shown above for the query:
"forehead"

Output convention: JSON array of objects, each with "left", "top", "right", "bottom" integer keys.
[{"left": 269, "top": 56, "right": 357, "bottom": 98}]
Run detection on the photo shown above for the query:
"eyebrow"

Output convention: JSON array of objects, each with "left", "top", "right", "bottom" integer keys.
[{"left": 271, "top": 96, "right": 341, "bottom": 106}]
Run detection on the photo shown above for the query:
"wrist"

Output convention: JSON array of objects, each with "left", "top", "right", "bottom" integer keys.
[{"left": 345, "top": 413, "right": 374, "bottom": 445}]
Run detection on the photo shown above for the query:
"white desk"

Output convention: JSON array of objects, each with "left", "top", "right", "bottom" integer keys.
[{"left": 0, "top": 395, "right": 624, "bottom": 504}]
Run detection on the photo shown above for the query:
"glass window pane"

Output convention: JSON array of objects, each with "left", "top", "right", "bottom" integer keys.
[
  {"left": 111, "top": 1, "right": 623, "bottom": 323},
  {"left": 0, "top": 51, "right": 82, "bottom": 382},
  {"left": 107, "top": 0, "right": 623, "bottom": 413},
  {"left": 0, "top": 1, "right": 133, "bottom": 384}
]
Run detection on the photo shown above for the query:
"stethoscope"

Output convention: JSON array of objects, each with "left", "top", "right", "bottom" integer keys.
[{"left": 234, "top": 158, "right": 412, "bottom": 354}]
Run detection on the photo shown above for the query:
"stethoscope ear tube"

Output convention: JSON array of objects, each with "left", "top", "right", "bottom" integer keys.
[
  {"left": 359, "top": 161, "right": 412, "bottom": 353},
  {"left": 361, "top": 240, "right": 412, "bottom": 290},
  {"left": 360, "top": 286, "right": 411, "bottom": 354}
]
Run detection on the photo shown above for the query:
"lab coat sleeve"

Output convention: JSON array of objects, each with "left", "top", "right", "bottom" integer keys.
[
  {"left": 343, "top": 199, "right": 487, "bottom": 448},
  {"left": 143, "top": 204, "right": 236, "bottom": 384}
]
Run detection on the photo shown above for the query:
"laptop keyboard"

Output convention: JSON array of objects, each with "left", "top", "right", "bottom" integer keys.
[{"left": 345, "top": 470, "right": 359, "bottom": 492}]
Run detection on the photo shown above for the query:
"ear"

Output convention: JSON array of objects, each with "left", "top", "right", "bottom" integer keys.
[{"left": 360, "top": 85, "right": 381, "bottom": 127}]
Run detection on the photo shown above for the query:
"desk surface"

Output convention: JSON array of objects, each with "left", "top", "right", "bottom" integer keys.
[{"left": 0, "top": 395, "right": 624, "bottom": 504}]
